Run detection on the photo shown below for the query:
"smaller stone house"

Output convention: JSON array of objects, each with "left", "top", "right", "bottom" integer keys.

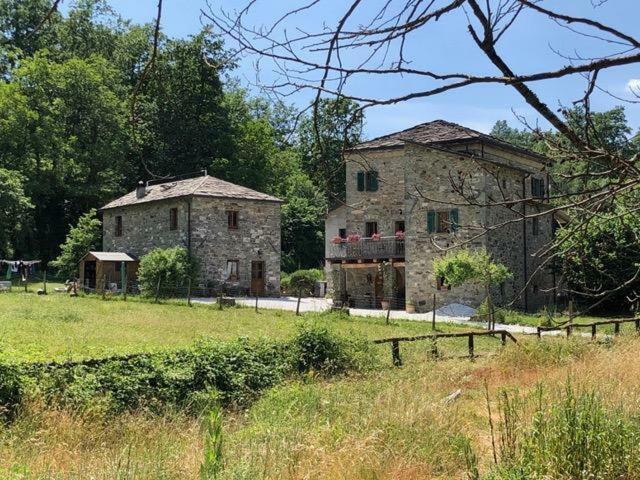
[{"left": 100, "top": 174, "right": 282, "bottom": 295}]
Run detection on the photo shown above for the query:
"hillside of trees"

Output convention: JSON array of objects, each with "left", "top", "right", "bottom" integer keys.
[{"left": 0, "top": 0, "right": 362, "bottom": 271}]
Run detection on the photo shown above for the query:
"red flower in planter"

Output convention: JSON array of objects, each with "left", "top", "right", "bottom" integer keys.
[
  {"left": 371, "top": 232, "right": 382, "bottom": 241},
  {"left": 347, "top": 233, "right": 361, "bottom": 243},
  {"left": 331, "top": 235, "right": 343, "bottom": 244},
  {"left": 395, "top": 230, "right": 405, "bottom": 240}
]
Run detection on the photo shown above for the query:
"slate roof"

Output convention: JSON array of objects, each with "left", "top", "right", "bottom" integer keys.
[
  {"left": 350, "top": 119, "right": 547, "bottom": 162},
  {"left": 101, "top": 175, "right": 282, "bottom": 210}
]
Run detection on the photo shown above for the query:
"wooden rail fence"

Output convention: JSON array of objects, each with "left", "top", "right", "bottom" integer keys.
[
  {"left": 373, "top": 329, "right": 518, "bottom": 366},
  {"left": 536, "top": 317, "right": 640, "bottom": 339}
]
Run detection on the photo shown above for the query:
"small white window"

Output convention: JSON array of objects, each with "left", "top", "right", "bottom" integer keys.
[{"left": 226, "top": 260, "right": 239, "bottom": 281}]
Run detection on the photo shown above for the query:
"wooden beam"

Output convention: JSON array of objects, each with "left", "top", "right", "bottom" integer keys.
[{"left": 341, "top": 263, "right": 380, "bottom": 269}]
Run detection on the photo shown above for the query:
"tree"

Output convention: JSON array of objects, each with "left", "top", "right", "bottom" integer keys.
[
  {"left": 297, "top": 97, "right": 363, "bottom": 206},
  {"left": 0, "top": 168, "right": 32, "bottom": 258},
  {"left": 137, "top": 247, "right": 198, "bottom": 298},
  {"left": 433, "top": 249, "right": 511, "bottom": 328},
  {"left": 556, "top": 203, "right": 640, "bottom": 314},
  {"left": 50, "top": 208, "right": 101, "bottom": 278}
]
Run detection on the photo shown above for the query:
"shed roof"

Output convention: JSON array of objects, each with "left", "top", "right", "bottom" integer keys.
[
  {"left": 350, "top": 119, "right": 548, "bottom": 163},
  {"left": 101, "top": 175, "right": 282, "bottom": 210},
  {"left": 82, "top": 252, "right": 137, "bottom": 262}
]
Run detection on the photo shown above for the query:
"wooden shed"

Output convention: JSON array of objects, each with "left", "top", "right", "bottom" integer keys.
[{"left": 79, "top": 252, "right": 138, "bottom": 292}]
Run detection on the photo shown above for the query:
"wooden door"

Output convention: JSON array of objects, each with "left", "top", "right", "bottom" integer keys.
[
  {"left": 84, "top": 261, "right": 96, "bottom": 289},
  {"left": 251, "top": 261, "right": 265, "bottom": 296}
]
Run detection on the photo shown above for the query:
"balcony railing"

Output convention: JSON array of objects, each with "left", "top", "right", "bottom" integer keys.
[{"left": 327, "top": 236, "right": 405, "bottom": 260}]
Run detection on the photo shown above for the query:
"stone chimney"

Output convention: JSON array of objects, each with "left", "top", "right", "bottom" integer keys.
[{"left": 136, "top": 181, "right": 146, "bottom": 199}]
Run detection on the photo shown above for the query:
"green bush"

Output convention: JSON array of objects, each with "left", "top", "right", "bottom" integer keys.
[
  {"left": 1, "top": 325, "right": 372, "bottom": 414},
  {"left": 290, "top": 323, "right": 372, "bottom": 375},
  {"left": 137, "top": 247, "right": 198, "bottom": 297},
  {"left": 282, "top": 269, "right": 323, "bottom": 296}
]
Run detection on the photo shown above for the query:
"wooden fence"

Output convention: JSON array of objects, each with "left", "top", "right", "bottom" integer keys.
[
  {"left": 373, "top": 329, "right": 518, "bottom": 366},
  {"left": 536, "top": 317, "right": 640, "bottom": 339}
]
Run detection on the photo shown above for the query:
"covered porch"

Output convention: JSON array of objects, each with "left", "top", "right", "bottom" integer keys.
[{"left": 330, "top": 260, "right": 406, "bottom": 310}]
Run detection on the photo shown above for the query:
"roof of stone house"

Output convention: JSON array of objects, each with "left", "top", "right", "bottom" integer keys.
[
  {"left": 349, "top": 119, "right": 548, "bottom": 162},
  {"left": 101, "top": 175, "right": 282, "bottom": 210}
]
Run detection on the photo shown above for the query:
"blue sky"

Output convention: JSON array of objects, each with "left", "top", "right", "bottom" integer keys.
[{"left": 69, "top": 0, "right": 640, "bottom": 139}]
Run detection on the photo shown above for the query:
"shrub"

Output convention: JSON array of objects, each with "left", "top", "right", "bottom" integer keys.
[
  {"left": 137, "top": 247, "right": 198, "bottom": 297},
  {"left": 8, "top": 326, "right": 373, "bottom": 414},
  {"left": 290, "top": 323, "right": 372, "bottom": 375},
  {"left": 282, "top": 268, "right": 323, "bottom": 296},
  {"left": 477, "top": 298, "right": 506, "bottom": 324}
]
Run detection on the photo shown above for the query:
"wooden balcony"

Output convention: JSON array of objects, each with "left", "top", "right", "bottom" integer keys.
[{"left": 327, "top": 236, "right": 405, "bottom": 261}]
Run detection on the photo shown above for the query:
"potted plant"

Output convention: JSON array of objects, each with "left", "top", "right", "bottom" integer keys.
[
  {"left": 395, "top": 230, "right": 405, "bottom": 240},
  {"left": 347, "top": 233, "right": 361, "bottom": 243},
  {"left": 371, "top": 232, "right": 382, "bottom": 241},
  {"left": 406, "top": 300, "right": 416, "bottom": 314},
  {"left": 331, "top": 235, "right": 343, "bottom": 244}
]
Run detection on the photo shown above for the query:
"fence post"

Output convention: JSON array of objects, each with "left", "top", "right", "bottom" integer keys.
[
  {"left": 500, "top": 331, "right": 506, "bottom": 346},
  {"left": 43, "top": 269, "right": 47, "bottom": 295},
  {"left": 385, "top": 305, "right": 391, "bottom": 325},
  {"left": 187, "top": 277, "right": 192, "bottom": 307},
  {"left": 102, "top": 275, "right": 107, "bottom": 300},
  {"left": 391, "top": 339, "right": 402, "bottom": 366},
  {"left": 218, "top": 291, "right": 223, "bottom": 310},
  {"left": 566, "top": 324, "right": 572, "bottom": 338},
  {"left": 432, "top": 293, "right": 436, "bottom": 331},
  {"left": 255, "top": 292, "right": 259, "bottom": 313},
  {"left": 123, "top": 269, "right": 127, "bottom": 301},
  {"left": 635, "top": 319, "right": 640, "bottom": 334},
  {"left": 614, "top": 321, "right": 621, "bottom": 335},
  {"left": 154, "top": 276, "right": 161, "bottom": 303},
  {"left": 591, "top": 323, "right": 597, "bottom": 340},
  {"left": 296, "top": 288, "right": 302, "bottom": 316},
  {"left": 536, "top": 326, "right": 541, "bottom": 339},
  {"left": 468, "top": 333, "right": 475, "bottom": 358},
  {"left": 568, "top": 299, "right": 574, "bottom": 326},
  {"left": 431, "top": 337, "right": 438, "bottom": 360}
]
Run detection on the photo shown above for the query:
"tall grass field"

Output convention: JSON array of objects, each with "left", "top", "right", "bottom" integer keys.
[{"left": 0, "top": 291, "right": 638, "bottom": 479}]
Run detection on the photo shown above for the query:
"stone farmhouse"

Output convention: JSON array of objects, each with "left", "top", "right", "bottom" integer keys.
[
  {"left": 100, "top": 174, "right": 282, "bottom": 295},
  {"left": 325, "top": 120, "right": 556, "bottom": 313}
]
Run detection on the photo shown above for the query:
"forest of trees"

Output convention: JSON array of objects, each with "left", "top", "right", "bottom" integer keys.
[{"left": 0, "top": 0, "right": 362, "bottom": 272}]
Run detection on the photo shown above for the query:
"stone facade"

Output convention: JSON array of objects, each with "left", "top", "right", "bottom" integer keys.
[
  {"left": 326, "top": 135, "right": 555, "bottom": 313},
  {"left": 103, "top": 180, "right": 281, "bottom": 296}
]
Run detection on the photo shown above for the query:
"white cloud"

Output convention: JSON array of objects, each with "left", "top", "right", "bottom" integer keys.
[{"left": 626, "top": 79, "right": 640, "bottom": 94}]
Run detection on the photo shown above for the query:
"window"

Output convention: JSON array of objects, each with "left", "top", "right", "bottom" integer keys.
[
  {"left": 356, "top": 170, "right": 379, "bottom": 192},
  {"left": 394, "top": 220, "right": 405, "bottom": 233},
  {"left": 532, "top": 285, "right": 539, "bottom": 294},
  {"left": 338, "top": 228, "right": 346, "bottom": 239},
  {"left": 169, "top": 208, "right": 178, "bottom": 230},
  {"left": 532, "top": 216, "right": 540, "bottom": 236},
  {"left": 115, "top": 215, "right": 123, "bottom": 237},
  {"left": 531, "top": 177, "right": 545, "bottom": 198},
  {"left": 227, "top": 210, "right": 238, "bottom": 229},
  {"left": 226, "top": 260, "right": 239, "bottom": 281},
  {"left": 365, "top": 221, "right": 378, "bottom": 237},
  {"left": 427, "top": 209, "right": 459, "bottom": 234}
]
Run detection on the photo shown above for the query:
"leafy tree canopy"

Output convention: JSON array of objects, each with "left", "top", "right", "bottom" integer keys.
[{"left": 50, "top": 208, "right": 101, "bottom": 279}]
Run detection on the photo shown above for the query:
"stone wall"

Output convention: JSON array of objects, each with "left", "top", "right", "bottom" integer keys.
[
  {"left": 103, "top": 196, "right": 281, "bottom": 295},
  {"left": 190, "top": 197, "right": 281, "bottom": 295},
  {"left": 103, "top": 199, "right": 190, "bottom": 257},
  {"left": 344, "top": 148, "right": 406, "bottom": 236}
]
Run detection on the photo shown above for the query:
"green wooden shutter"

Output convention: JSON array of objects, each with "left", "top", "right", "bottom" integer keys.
[
  {"left": 368, "top": 171, "right": 379, "bottom": 191},
  {"left": 427, "top": 211, "right": 436, "bottom": 233},
  {"left": 357, "top": 171, "right": 365, "bottom": 191},
  {"left": 449, "top": 208, "right": 459, "bottom": 232}
]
